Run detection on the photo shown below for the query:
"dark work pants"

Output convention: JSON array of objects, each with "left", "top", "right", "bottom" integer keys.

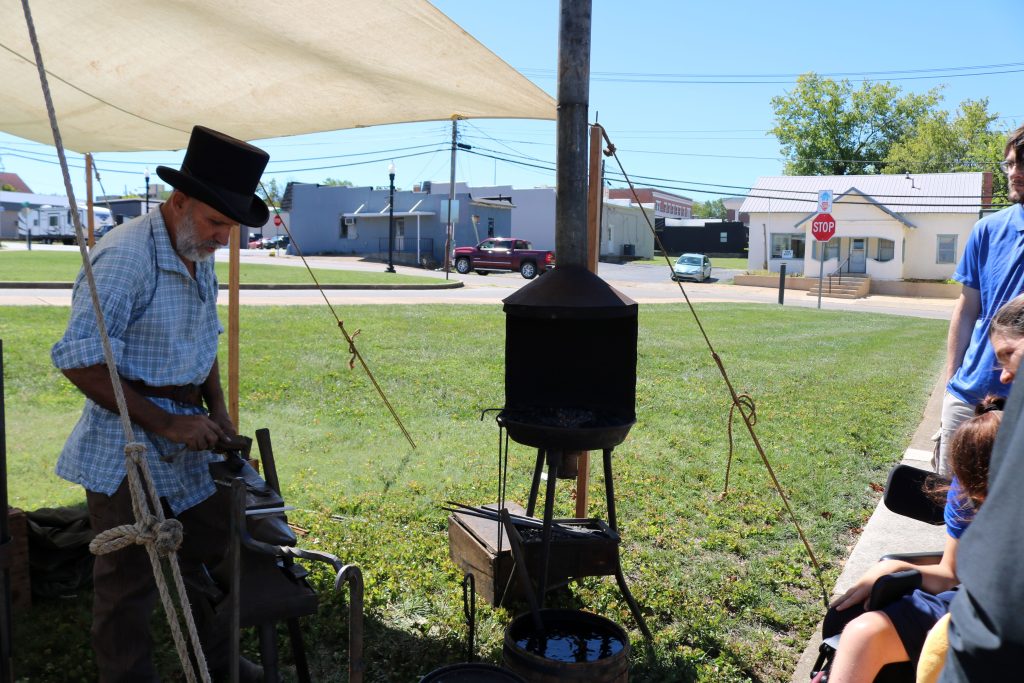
[{"left": 87, "top": 478, "right": 231, "bottom": 683}]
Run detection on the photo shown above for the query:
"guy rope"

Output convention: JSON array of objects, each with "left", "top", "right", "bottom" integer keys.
[{"left": 596, "top": 122, "right": 829, "bottom": 608}]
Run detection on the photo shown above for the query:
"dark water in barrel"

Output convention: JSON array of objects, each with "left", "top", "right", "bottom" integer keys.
[{"left": 515, "top": 626, "right": 625, "bottom": 663}]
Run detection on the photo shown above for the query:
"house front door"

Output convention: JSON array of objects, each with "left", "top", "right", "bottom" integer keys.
[{"left": 849, "top": 238, "right": 866, "bottom": 273}]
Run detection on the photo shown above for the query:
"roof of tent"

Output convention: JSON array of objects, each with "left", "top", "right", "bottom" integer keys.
[{"left": 0, "top": 0, "right": 556, "bottom": 153}]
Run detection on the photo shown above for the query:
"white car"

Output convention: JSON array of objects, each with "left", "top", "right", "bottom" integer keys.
[{"left": 671, "top": 253, "right": 712, "bottom": 282}]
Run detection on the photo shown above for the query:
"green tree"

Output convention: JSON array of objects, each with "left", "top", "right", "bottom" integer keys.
[
  {"left": 770, "top": 73, "right": 942, "bottom": 175},
  {"left": 257, "top": 178, "right": 283, "bottom": 207},
  {"left": 692, "top": 198, "right": 726, "bottom": 219},
  {"left": 321, "top": 178, "right": 353, "bottom": 187},
  {"left": 883, "top": 98, "right": 1008, "bottom": 202}
]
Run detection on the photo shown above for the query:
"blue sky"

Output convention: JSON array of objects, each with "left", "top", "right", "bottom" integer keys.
[{"left": 2, "top": 0, "right": 1021, "bottom": 203}]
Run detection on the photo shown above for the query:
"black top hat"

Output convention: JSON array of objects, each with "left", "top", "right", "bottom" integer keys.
[{"left": 156, "top": 126, "right": 270, "bottom": 227}]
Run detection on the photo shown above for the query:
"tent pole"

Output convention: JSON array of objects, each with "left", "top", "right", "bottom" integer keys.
[
  {"left": 574, "top": 121, "right": 603, "bottom": 519},
  {"left": 85, "top": 154, "right": 95, "bottom": 247},
  {"left": 0, "top": 341, "right": 12, "bottom": 683},
  {"left": 228, "top": 229, "right": 240, "bottom": 431}
]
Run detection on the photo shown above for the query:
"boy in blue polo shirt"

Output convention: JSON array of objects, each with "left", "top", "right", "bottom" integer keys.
[{"left": 938, "top": 124, "right": 1024, "bottom": 475}]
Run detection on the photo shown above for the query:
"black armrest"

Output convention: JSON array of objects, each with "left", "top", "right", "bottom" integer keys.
[
  {"left": 868, "top": 568, "right": 922, "bottom": 611},
  {"left": 879, "top": 551, "right": 943, "bottom": 565}
]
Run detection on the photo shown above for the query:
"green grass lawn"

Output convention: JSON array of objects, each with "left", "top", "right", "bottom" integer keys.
[
  {"left": 0, "top": 250, "right": 440, "bottom": 285},
  {"left": 1, "top": 304, "right": 946, "bottom": 681}
]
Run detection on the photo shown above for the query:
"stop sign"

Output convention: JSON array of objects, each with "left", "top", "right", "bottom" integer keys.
[
  {"left": 811, "top": 213, "right": 836, "bottom": 242},
  {"left": 273, "top": 215, "right": 283, "bottom": 227}
]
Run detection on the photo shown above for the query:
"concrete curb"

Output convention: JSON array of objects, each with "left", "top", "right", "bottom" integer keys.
[
  {"left": 789, "top": 375, "right": 947, "bottom": 682},
  {"left": 0, "top": 281, "right": 464, "bottom": 291}
]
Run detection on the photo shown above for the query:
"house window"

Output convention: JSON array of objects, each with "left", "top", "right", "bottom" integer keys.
[
  {"left": 877, "top": 239, "right": 895, "bottom": 262},
  {"left": 339, "top": 216, "right": 357, "bottom": 239},
  {"left": 49, "top": 215, "right": 59, "bottom": 227},
  {"left": 936, "top": 235, "right": 957, "bottom": 264},
  {"left": 771, "top": 233, "right": 805, "bottom": 259},
  {"left": 811, "top": 238, "right": 839, "bottom": 261},
  {"left": 487, "top": 217, "right": 495, "bottom": 237},
  {"left": 720, "top": 231, "right": 728, "bottom": 243}
]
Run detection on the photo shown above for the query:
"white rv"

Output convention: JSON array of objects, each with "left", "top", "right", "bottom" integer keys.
[{"left": 17, "top": 203, "right": 114, "bottom": 244}]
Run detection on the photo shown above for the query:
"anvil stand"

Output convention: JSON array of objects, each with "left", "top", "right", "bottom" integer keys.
[{"left": 524, "top": 447, "right": 652, "bottom": 642}]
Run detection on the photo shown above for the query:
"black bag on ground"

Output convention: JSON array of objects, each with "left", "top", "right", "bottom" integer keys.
[{"left": 25, "top": 505, "right": 95, "bottom": 598}]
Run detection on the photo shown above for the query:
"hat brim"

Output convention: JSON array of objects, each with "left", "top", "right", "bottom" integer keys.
[{"left": 156, "top": 166, "right": 269, "bottom": 227}]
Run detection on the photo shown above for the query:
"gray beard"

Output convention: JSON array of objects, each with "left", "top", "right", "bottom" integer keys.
[{"left": 175, "top": 210, "right": 219, "bottom": 262}]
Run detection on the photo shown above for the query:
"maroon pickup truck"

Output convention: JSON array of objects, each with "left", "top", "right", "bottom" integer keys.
[{"left": 453, "top": 238, "right": 555, "bottom": 279}]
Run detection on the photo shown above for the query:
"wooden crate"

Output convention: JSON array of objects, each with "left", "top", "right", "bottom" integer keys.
[
  {"left": 447, "top": 502, "right": 522, "bottom": 606},
  {"left": 5, "top": 507, "right": 32, "bottom": 611}
]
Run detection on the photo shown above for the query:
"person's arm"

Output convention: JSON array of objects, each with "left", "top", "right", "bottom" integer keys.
[
  {"left": 62, "top": 364, "right": 227, "bottom": 451},
  {"left": 200, "top": 357, "right": 235, "bottom": 436},
  {"left": 832, "top": 534, "right": 960, "bottom": 611},
  {"left": 946, "top": 286, "right": 981, "bottom": 383}
]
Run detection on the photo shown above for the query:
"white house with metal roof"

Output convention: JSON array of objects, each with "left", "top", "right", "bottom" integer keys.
[{"left": 741, "top": 172, "right": 993, "bottom": 281}]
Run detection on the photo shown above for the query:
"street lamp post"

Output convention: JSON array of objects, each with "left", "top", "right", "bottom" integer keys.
[
  {"left": 386, "top": 161, "right": 396, "bottom": 273},
  {"left": 144, "top": 167, "right": 150, "bottom": 214}
]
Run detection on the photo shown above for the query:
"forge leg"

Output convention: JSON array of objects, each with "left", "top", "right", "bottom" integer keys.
[
  {"left": 287, "top": 617, "right": 311, "bottom": 683},
  {"left": 537, "top": 449, "right": 562, "bottom": 602},
  {"left": 614, "top": 561, "right": 653, "bottom": 643},
  {"left": 258, "top": 621, "right": 281, "bottom": 682},
  {"left": 526, "top": 448, "right": 545, "bottom": 517}
]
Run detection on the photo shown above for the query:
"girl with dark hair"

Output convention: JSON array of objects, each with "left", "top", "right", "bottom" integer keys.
[{"left": 825, "top": 397, "right": 1003, "bottom": 682}]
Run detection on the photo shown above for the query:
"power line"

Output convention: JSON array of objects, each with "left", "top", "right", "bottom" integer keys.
[
  {"left": 517, "top": 61, "right": 1024, "bottom": 84},
  {"left": 463, "top": 147, "right": 1007, "bottom": 208},
  {"left": 0, "top": 143, "right": 450, "bottom": 168}
]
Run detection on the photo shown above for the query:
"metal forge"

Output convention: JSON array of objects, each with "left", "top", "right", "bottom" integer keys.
[{"left": 447, "top": 265, "right": 651, "bottom": 641}]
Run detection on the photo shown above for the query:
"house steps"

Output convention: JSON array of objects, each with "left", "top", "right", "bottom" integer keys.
[{"left": 806, "top": 274, "right": 871, "bottom": 299}]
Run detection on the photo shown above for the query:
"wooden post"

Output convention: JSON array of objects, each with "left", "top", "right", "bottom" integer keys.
[
  {"left": 85, "top": 154, "right": 94, "bottom": 248},
  {"left": 574, "top": 122, "right": 604, "bottom": 519},
  {"left": 228, "top": 229, "right": 240, "bottom": 430},
  {"left": 587, "top": 124, "right": 602, "bottom": 271}
]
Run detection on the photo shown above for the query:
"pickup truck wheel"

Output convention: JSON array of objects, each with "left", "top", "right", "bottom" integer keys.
[
  {"left": 520, "top": 261, "right": 538, "bottom": 279},
  {"left": 455, "top": 257, "right": 471, "bottom": 274}
]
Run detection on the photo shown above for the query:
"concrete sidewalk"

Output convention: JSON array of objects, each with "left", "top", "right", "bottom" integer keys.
[{"left": 790, "top": 375, "right": 949, "bottom": 681}]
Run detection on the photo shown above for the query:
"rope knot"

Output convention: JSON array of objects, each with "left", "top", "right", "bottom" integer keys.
[
  {"left": 346, "top": 328, "right": 362, "bottom": 369},
  {"left": 135, "top": 517, "right": 183, "bottom": 556},
  {"left": 124, "top": 441, "right": 147, "bottom": 463}
]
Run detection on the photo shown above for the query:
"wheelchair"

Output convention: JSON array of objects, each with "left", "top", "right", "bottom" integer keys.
[{"left": 811, "top": 464, "right": 948, "bottom": 683}]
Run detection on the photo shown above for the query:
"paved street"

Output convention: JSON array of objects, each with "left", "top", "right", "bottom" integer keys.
[{"left": 0, "top": 244, "right": 957, "bottom": 319}]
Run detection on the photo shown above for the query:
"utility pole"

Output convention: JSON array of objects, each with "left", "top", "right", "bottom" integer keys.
[{"left": 444, "top": 117, "right": 458, "bottom": 279}]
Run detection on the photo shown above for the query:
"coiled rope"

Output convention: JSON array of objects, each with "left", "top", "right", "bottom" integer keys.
[
  {"left": 21, "top": 1, "right": 210, "bottom": 679},
  {"left": 597, "top": 124, "right": 829, "bottom": 608}
]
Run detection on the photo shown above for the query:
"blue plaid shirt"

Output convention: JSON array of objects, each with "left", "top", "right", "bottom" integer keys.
[{"left": 51, "top": 210, "right": 223, "bottom": 514}]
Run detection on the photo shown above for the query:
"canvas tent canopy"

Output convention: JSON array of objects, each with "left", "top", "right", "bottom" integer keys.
[{"left": 0, "top": 0, "right": 555, "bottom": 153}]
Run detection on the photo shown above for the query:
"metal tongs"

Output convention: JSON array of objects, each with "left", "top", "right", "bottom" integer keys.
[{"left": 160, "top": 433, "right": 252, "bottom": 464}]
